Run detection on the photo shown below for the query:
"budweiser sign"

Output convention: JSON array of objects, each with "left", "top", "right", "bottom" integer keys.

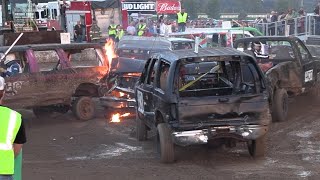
[{"left": 156, "top": 1, "right": 181, "bottom": 14}]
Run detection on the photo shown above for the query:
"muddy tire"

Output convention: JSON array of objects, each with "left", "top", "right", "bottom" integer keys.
[
  {"left": 72, "top": 97, "right": 95, "bottom": 121},
  {"left": 308, "top": 82, "right": 320, "bottom": 102},
  {"left": 157, "top": 123, "right": 175, "bottom": 163},
  {"left": 271, "top": 88, "right": 288, "bottom": 122},
  {"left": 136, "top": 115, "right": 147, "bottom": 141},
  {"left": 33, "top": 107, "right": 52, "bottom": 118},
  {"left": 247, "top": 135, "right": 266, "bottom": 158}
]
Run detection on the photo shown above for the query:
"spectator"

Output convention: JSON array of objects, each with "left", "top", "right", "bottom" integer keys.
[
  {"left": 314, "top": 2, "right": 320, "bottom": 35},
  {"left": 285, "top": 9, "right": 296, "bottom": 35},
  {"left": 74, "top": 21, "right": 83, "bottom": 42},
  {"left": 126, "top": 22, "right": 136, "bottom": 36},
  {"left": 270, "top": 11, "right": 278, "bottom": 35},
  {"left": 298, "top": 8, "right": 306, "bottom": 34}
]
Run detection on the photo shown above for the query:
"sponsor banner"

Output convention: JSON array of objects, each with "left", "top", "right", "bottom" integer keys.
[
  {"left": 122, "top": 2, "right": 156, "bottom": 12},
  {"left": 156, "top": 0, "right": 181, "bottom": 14}
]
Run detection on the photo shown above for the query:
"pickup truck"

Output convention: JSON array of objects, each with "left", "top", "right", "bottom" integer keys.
[
  {"left": 234, "top": 36, "right": 320, "bottom": 122},
  {"left": 135, "top": 48, "right": 271, "bottom": 163}
]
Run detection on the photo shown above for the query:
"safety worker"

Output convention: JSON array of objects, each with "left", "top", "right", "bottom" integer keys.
[
  {"left": 137, "top": 20, "right": 147, "bottom": 36},
  {"left": 115, "top": 25, "right": 125, "bottom": 42},
  {"left": 177, "top": 8, "right": 188, "bottom": 32},
  {"left": 89, "top": 20, "right": 102, "bottom": 43},
  {"left": 108, "top": 20, "right": 117, "bottom": 41},
  {"left": 0, "top": 76, "right": 27, "bottom": 180},
  {"left": 0, "top": 53, "right": 23, "bottom": 77}
]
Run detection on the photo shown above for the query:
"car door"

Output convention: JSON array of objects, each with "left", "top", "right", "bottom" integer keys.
[
  {"left": 136, "top": 57, "right": 158, "bottom": 127},
  {"left": 295, "top": 39, "right": 316, "bottom": 89},
  {"left": 3, "top": 49, "right": 41, "bottom": 109}
]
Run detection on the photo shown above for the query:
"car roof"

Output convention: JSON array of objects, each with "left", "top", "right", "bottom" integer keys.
[
  {"left": 235, "top": 36, "right": 300, "bottom": 43},
  {"left": 166, "top": 37, "right": 194, "bottom": 42},
  {"left": 153, "top": 47, "right": 250, "bottom": 63},
  {"left": 118, "top": 36, "right": 193, "bottom": 50},
  {"left": 0, "top": 43, "right": 103, "bottom": 53}
]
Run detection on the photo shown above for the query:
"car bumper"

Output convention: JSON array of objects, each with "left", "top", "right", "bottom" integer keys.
[
  {"left": 172, "top": 125, "right": 268, "bottom": 146},
  {"left": 100, "top": 96, "right": 136, "bottom": 109}
]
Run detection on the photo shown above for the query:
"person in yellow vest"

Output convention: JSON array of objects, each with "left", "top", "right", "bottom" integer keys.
[
  {"left": 108, "top": 20, "right": 117, "bottom": 41},
  {"left": 115, "top": 25, "right": 125, "bottom": 42},
  {"left": 176, "top": 8, "right": 188, "bottom": 32},
  {"left": 137, "top": 20, "right": 147, "bottom": 36},
  {"left": 0, "top": 76, "right": 26, "bottom": 180}
]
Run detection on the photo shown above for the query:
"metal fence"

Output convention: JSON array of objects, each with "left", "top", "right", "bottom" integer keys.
[{"left": 254, "top": 15, "right": 320, "bottom": 37}]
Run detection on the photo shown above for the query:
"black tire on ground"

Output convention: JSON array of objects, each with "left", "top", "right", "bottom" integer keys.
[
  {"left": 72, "top": 97, "right": 95, "bottom": 121},
  {"left": 247, "top": 135, "right": 266, "bottom": 158},
  {"left": 33, "top": 107, "right": 52, "bottom": 118},
  {"left": 271, "top": 88, "right": 288, "bottom": 122},
  {"left": 157, "top": 123, "right": 175, "bottom": 163},
  {"left": 136, "top": 115, "right": 147, "bottom": 141}
]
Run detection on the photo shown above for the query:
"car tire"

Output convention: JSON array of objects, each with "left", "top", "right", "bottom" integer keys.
[
  {"left": 308, "top": 82, "right": 320, "bottom": 102},
  {"left": 247, "top": 135, "right": 266, "bottom": 158},
  {"left": 157, "top": 123, "right": 175, "bottom": 163},
  {"left": 136, "top": 115, "right": 147, "bottom": 141},
  {"left": 271, "top": 88, "right": 288, "bottom": 122},
  {"left": 33, "top": 107, "right": 52, "bottom": 118},
  {"left": 72, "top": 97, "right": 95, "bottom": 121}
]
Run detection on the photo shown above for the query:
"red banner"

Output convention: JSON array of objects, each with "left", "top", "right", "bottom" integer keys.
[{"left": 156, "top": 0, "right": 181, "bottom": 14}]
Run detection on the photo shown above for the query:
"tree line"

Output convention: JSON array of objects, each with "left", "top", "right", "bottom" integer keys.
[{"left": 182, "top": 0, "right": 314, "bottom": 19}]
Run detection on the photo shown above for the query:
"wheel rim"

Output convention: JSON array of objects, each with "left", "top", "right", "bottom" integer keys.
[{"left": 79, "top": 100, "right": 93, "bottom": 119}]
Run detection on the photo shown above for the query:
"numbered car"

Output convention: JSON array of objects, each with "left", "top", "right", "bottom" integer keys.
[
  {"left": 1, "top": 43, "right": 109, "bottom": 120},
  {"left": 234, "top": 36, "right": 320, "bottom": 122},
  {"left": 135, "top": 48, "right": 271, "bottom": 163}
]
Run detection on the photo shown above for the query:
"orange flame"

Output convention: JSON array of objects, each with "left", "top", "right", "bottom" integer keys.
[
  {"left": 119, "top": 92, "right": 125, "bottom": 97},
  {"left": 104, "top": 39, "right": 117, "bottom": 71},
  {"left": 110, "top": 113, "right": 131, "bottom": 123}
]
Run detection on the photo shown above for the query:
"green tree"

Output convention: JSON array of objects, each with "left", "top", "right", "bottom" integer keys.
[{"left": 206, "top": 0, "right": 220, "bottom": 19}]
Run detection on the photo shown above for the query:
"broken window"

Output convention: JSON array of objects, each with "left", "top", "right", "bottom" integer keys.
[
  {"left": 177, "top": 56, "right": 262, "bottom": 97},
  {"left": 158, "top": 61, "right": 170, "bottom": 91}
]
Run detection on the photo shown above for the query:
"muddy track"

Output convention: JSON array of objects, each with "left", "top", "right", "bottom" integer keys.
[{"left": 22, "top": 97, "right": 320, "bottom": 180}]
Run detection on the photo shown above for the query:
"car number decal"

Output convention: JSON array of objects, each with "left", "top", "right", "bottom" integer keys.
[
  {"left": 305, "top": 70, "right": 313, "bottom": 82},
  {"left": 137, "top": 90, "right": 144, "bottom": 113}
]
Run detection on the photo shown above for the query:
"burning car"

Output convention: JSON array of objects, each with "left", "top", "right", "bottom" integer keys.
[
  {"left": 100, "top": 36, "right": 194, "bottom": 120},
  {"left": 135, "top": 48, "right": 271, "bottom": 163},
  {"left": 234, "top": 36, "right": 320, "bottom": 122},
  {"left": 1, "top": 43, "right": 109, "bottom": 120}
]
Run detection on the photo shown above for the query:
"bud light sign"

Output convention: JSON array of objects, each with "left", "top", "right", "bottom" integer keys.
[{"left": 122, "top": 2, "right": 156, "bottom": 12}]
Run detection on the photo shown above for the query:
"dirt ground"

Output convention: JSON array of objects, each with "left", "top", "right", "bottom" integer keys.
[{"left": 21, "top": 96, "right": 320, "bottom": 180}]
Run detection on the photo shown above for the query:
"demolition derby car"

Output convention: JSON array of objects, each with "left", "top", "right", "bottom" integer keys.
[
  {"left": 135, "top": 48, "right": 271, "bottom": 163},
  {"left": 0, "top": 43, "right": 109, "bottom": 120},
  {"left": 100, "top": 36, "right": 194, "bottom": 114},
  {"left": 234, "top": 36, "right": 320, "bottom": 122}
]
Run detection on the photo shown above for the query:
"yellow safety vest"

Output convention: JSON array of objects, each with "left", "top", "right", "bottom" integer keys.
[
  {"left": 116, "top": 30, "right": 125, "bottom": 40},
  {"left": 0, "top": 107, "right": 22, "bottom": 175},
  {"left": 138, "top": 24, "right": 146, "bottom": 36},
  {"left": 109, "top": 25, "right": 117, "bottom": 35},
  {"left": 177, "top": 12, "right": 188, "bottom": 23}
]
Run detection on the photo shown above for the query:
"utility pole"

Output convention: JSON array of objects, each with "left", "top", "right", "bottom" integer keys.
[
  {"left": 1, "top": 0, "right": 7, "bottom": 27},
  {"left": 300, "top": 0, "right": 304, "bottom": 7}
]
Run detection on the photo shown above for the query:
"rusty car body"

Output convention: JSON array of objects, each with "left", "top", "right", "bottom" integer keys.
[
  {"left": 100, "top": 36, "right": 194, "bottom": 112},
  {"left": 135, "top": 48, "right": 271, "bottom": 163},
  {"left": 234, "top": 36, "right": 320, "bottom": 122},
  {"left": 0, "top": 43, "right": 109, "bottom": 120}
]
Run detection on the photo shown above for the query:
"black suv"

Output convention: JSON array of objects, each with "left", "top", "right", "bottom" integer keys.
[{"left": 135, "top": 48, "right": 271, "bottom": 163}]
